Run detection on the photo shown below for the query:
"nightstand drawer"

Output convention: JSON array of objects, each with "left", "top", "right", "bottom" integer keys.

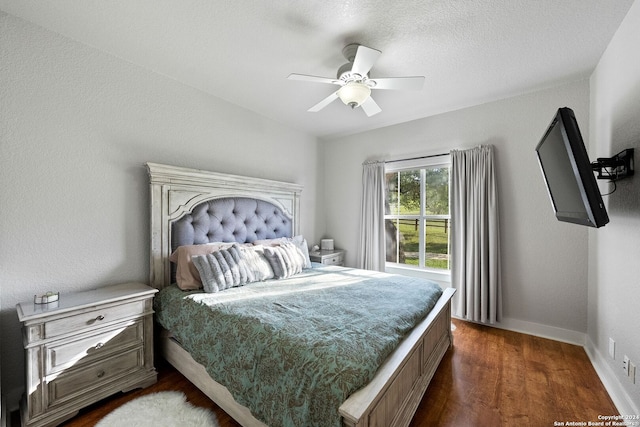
[
  {"left": 309, "top": 249, "right": 345, "bottom": 266},
  {"left": 48, "top": 347, "right": 144, "bottom": 407},
  {"left": 323, "top": 253, "right": 344, "bottom": 265},
  {"left": 46, "top": 321, "right": 143, "bottom": 374},
  {"left": 44, "top": 300, "right": 145, "bottom": 339}
]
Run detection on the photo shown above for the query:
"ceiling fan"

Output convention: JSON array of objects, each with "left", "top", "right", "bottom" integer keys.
[{"left": 288, "top": 43, "right": 425, "bottom": 117}]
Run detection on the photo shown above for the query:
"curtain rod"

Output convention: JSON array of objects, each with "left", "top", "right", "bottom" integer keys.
[{"left": 385, "top": 152, "right": 449, "bottom": 164}]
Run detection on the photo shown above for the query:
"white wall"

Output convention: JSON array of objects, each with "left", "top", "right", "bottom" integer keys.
[
  {"left": 322, "top": 80, "right": 592, "bottom": 342},
  {"left": 586, "top": 0, "right": 640, "bottom": 414},
  {"left": 0, "top": 12, "right": 320, "bottom": 406}
]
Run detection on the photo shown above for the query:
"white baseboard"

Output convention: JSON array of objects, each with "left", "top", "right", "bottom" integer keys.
[
  {"left": 498, "top": 316, "right": 588, "bottom": 346},
  {"left": 584, "top": 336, "right": 640, "bottom": 416},
  {"left": 454, "top": 315, "right": 587, "bottom": 346}
]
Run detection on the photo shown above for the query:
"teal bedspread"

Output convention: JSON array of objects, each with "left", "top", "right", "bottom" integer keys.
[{"left": 155, "top": 265, "right": 443, "bottom": 427}]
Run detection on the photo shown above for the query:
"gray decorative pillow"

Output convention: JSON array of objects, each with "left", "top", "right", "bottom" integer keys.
[
  {"left": 252, "top": 235, "right": 312, "bottom": 269},
  {"left": 263, "top": 242, "right": 306, "bottom": 279},
  {"left": 239, "top": 245, "right": 274, "bottom": 281},
  {"left": 192, "top": 244, "right": 253, "bottom": 293},
  {"left": 213, "top": 251, "right": 234, "bottom": 290},
  {"left": 168, "top": 242, "right": 237, "bottom": 290},
  {"left": 192, "top": 253, "right": 224, "bottom": 293},
  {"left": 228, "top": 245, "right": 252, "bottom": 284}
]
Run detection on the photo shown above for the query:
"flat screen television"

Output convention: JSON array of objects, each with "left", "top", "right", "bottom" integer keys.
[{"left": 535, "top": 107, "right": 609, "bottom": 228}]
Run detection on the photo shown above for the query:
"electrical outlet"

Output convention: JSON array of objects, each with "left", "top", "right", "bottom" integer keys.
[
  {"left": 609, "top": 338, "right": 615, "bottom": 359},
  {"left": 623, "top": 355, "right": 630, "bottom": 375},
  {"left": 631, "top": 362, "right": 636, "bottom": 384}
]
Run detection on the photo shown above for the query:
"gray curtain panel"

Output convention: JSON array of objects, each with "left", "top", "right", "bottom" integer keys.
[
  {"left": 450, "top": 145, "right": 502, "bottom": 324},
  {"left": 357, "top": 160, "right": 387, "bottom": 271}
]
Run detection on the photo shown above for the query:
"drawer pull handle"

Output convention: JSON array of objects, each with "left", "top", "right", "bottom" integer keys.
[
  {"left": 97, "top": 370, "right": 105, "bottom": 378},
  {"left": 94, "top": 342, "right": 104, "bottom": 350},
  {"left": 87, "top": 315, "right": 106, "bottom": 325}
]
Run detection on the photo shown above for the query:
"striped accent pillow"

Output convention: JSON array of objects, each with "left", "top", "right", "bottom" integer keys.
[
  {"left": 192, "top": 245, "right": 254, "bottom": 293},
  {"left": 262, "top": 242, "right": 306, "bottom": 279}
]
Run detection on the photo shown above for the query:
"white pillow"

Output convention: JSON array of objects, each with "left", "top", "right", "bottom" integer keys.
[
  {"left": 262, "top": 242, "right": 306, "bottom": 279},
  {"left": 239, "top": 245, "right": 275, "bottom": 281},
  {"left": 253, "top": 235, "right": 312, "bottom": 269}
]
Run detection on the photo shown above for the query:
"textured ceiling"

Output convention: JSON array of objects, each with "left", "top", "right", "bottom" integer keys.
[{"left": 0, "top": 0, "right": 635, "bottom": 139}]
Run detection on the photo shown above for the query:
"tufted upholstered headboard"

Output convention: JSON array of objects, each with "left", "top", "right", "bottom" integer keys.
[
  {"left": 170, "top": 197, "right": 293, "bottom": 252},
  {"left": 147, "top": 163, "right": 302, "bottom": 289}
]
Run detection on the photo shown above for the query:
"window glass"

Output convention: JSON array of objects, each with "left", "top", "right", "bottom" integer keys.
[
  {"left": 398, "top": 170, "right": 421, "bottom": 215},
  {"left": 425, "top": 168, "right": 449, "bottom": 215},
  {"left": 385, "top": 162, "right": 450, "bottom": 271},
  {"left": 424, "top": 218, "right": 451, "bottom": 269}
]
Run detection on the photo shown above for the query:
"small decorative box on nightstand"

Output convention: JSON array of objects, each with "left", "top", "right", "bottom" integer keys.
[
  {"left": 309, "top": 249, "right": 345, "bottom": 266},
  {"left": 16, "top": 282, "right": 158, "bottom": 427}
]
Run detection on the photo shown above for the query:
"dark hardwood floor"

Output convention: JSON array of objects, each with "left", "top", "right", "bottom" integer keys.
[
  {"left": 14, "top": 319, "right": 617, "bottom": 426},
  {"left": 409, "top": 320, "right": 617, "bottom": 426}
]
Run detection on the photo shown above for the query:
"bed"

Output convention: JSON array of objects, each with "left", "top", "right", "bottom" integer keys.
[{"left": 147, "top": 162, "right": 455, "bottom": 427}]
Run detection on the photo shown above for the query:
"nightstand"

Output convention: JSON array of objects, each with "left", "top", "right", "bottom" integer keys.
[
  {"left": 16, "top": 282, "right": 158, "bottom": 427},
  {"left": 309, "top": 249, "right": 345, "bottom": 266}
]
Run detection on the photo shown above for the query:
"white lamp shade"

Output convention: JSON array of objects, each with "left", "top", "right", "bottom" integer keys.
[{"left": 337, "top": 82, "right": 371, "bottom": 107}]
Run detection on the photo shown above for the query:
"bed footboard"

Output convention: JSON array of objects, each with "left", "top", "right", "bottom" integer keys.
[{"left": 339, "top": 287, "right": 455, "bottom": 427}]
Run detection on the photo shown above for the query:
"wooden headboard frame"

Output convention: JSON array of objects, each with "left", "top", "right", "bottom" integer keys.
[{"left": 146, "top": 163, "right": 303, "bottom": 290}]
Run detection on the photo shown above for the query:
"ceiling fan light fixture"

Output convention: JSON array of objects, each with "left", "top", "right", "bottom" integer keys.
[{"left": 337, "top": 82, "right": 371, "bottom": 109}]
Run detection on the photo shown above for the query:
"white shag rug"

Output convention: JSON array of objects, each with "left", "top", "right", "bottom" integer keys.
[{"left": 96, "top": 391, "right": 219, "bottom": 427}]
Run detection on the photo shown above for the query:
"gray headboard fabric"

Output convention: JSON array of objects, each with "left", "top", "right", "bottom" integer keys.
[
  {"left": 171, "top": 197, "right": 292, "bottom": 252},
  {"left": 147, "top": 163, "right": 302, "bottom": 289}
]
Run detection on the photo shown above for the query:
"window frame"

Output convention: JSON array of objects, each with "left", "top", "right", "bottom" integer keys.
[{"left": 384, "top": 155, "right": 451, "bottom": 276}]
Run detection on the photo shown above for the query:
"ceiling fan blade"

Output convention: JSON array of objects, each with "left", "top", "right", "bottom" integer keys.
[
  {"left": 288, "top": 73, "right": 341, "bottom": 85},
  {"left": 360, "top": 96, "right": 382, "bottom": 117},
  {"left": 308, "top": 91, "right": 340, "bottom": 112},
  {"left": 351, "top": 45, "right": 381, "bottom": 77},
  {"left": 369, "top": 76, "right": 425, "bottom": 90}
]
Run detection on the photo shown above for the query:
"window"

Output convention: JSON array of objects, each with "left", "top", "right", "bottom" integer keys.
[{"left": 385, "top": 156, "right": 451, "bottom": 271}]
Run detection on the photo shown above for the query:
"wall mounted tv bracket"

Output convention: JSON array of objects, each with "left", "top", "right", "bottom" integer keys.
[{"left": 591, "top": 148, "right": 634, "bottom": 182}]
